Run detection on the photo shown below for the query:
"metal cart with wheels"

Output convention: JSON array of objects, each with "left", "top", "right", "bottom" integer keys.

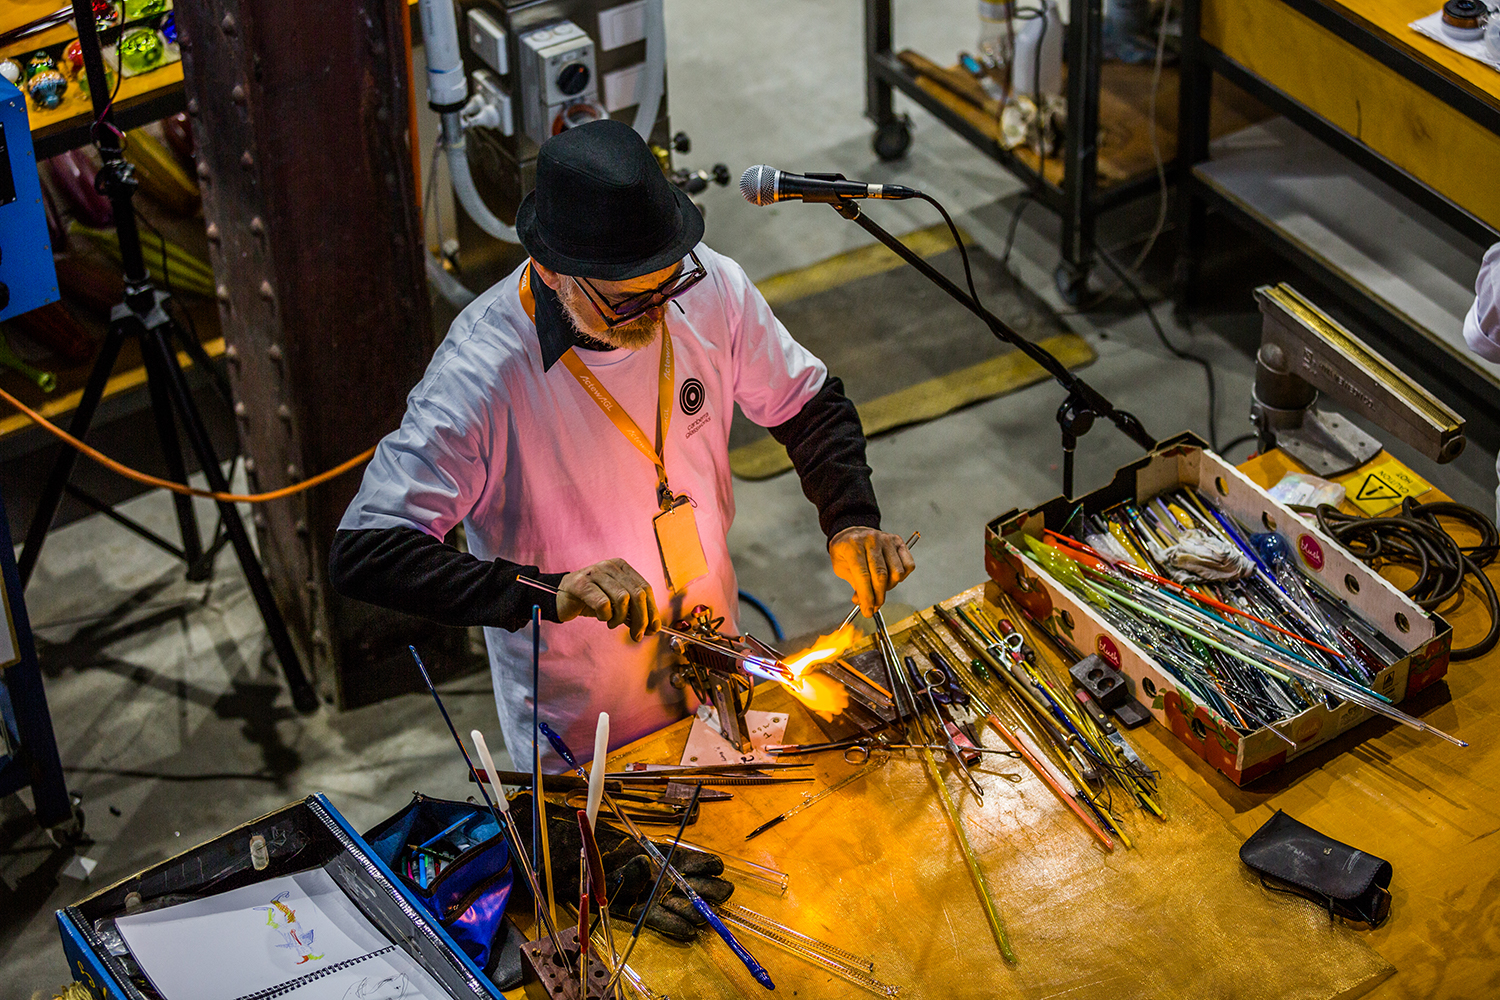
[{"left": 862, "top": 0, "right": 1267, "bottom": 302}]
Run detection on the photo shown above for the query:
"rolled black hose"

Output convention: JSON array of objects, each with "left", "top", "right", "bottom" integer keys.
[{"left": 1314, "top": 498, "right": 1500, "bottom": 660}]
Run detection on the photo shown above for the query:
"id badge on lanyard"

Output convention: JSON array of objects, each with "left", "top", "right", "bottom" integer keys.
[
  {"left": 653, "top": 495, "right": 710, "bottom": 593},
  {"left": 556, "top": 322, "right": 708, "bottom": 593}
]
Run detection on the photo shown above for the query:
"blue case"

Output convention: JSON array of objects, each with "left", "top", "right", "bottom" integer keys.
[
  {"left": 364, "top": 793, "right": 514, "bottom": 969},
  {"left": 55, "top": 794, "right": 503, "bottom": 999}
]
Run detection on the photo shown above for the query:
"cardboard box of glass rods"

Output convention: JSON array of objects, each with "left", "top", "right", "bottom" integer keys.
[{"left": 983, "top": 434, "right": 1452, "bottom": 786}]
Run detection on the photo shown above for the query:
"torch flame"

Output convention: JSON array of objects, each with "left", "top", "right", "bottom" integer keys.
[
  {"left": 782, "top": 624, "right": 856, "bottom": 679},
  {"left": 776, "top": 625, "right": 856, "bottom": 720}
]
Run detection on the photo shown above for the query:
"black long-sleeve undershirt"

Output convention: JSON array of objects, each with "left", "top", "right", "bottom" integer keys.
[{"left": 329, "top": 375, "right": 878, "bottom": 632}]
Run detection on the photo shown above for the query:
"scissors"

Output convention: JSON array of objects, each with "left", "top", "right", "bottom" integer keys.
[
  {"left": 764, "top": 736, "right": 892, "bottom": 764},
  {"left": 906, "top": 651, "right": 969, "bottom": 706}
]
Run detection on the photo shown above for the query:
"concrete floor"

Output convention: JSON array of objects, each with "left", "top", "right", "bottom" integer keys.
[{"left": 4, "top": 2, "right": 1498, "bottom": 996}]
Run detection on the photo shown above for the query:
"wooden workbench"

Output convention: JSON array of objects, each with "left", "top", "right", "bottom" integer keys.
[
  {"left": 547, "top": 452, "right": 1495, "bottom": 999},
  {"left": 1199, "top": 0, "right": 1500, "bottom": 231}
]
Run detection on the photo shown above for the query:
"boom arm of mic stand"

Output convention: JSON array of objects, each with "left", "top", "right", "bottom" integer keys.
[{"left": 829, "top": 201, "right": 1155, "bottom": 457}]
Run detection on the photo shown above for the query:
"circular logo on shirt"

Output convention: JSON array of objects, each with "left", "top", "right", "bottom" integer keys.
[{"left": 679, "top": 378, "right": 705, "bottom": 415}]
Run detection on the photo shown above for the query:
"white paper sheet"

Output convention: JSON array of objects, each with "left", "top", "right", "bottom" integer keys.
[
  {"left": 678, "top": 708, "right": 789, "bottom": 765},
  {"left": 115, "top": 868, "right": 446, "bottom": 1000},
  {"left": 1410, "top": 11, "right": 1500, "bottom": 72}
]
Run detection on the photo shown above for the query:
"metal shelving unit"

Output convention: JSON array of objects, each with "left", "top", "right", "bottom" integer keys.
[
  {"left": 1173, "top": 0, "right": 1500, "bottom": 420},
  {"left": 863, "top": 0, "right": 1168, "bottom": 300}
]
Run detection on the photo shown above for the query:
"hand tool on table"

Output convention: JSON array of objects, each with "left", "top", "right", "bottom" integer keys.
[
  {"left": 407, "top": 644, "right": 571, "bottom": 968},
  {"left": 919, "top": 643, "right": 985, "bottom": 746},
  {"left": 905, "top": 653, "right": 986, "bottom": 798},
  {"left": 904, "top": 651, "right": 968, "bottom": 706},
  {"left": 872, "top": 610, "right": 1016, "bottom": 962},
  {"left": 540, "top": 724, "right": 777, "bottom": 991},
  {"left": 743, "top": 748, "right": 891, "bottom": 840},
  {"left": 919, "top": 612, "right": 1117, "bottom": 851},
  {"left": 907, "top": 635, "right": 985, "bottom": 749}
]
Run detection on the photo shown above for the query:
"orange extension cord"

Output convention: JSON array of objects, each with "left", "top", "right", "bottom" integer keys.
[{"left": 0, "top": 386, "right": 376, "bottom": 503}]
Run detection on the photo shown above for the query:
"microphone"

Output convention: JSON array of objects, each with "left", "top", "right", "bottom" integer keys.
[{"left": 739, "top": 165, "right": 920, "bottom": 206}]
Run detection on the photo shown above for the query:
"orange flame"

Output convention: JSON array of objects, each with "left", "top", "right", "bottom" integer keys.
[
  {"left": 782, "top": 624, "right": 856, "bottom": 679},
  {"left": 776, "top": 625, "right": 856, "bottom": 720}
]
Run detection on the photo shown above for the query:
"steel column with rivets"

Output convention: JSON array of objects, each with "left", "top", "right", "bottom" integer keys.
[{"left": 175, "top": 0, "right": 456, "bottom": 708}]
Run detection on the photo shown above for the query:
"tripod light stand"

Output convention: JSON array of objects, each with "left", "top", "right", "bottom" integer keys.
[{"left": 17, "top": 0, "right": 318, "bottom": 713}]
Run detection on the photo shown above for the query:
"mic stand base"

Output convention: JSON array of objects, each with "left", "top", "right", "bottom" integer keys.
[{"left": 828, "top": 199, "right": 1153, "bottom": 499}]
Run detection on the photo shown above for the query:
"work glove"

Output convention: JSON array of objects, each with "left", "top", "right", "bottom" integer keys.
[{"left": 507, "top": 793, "right": 734, "bottom": 942}]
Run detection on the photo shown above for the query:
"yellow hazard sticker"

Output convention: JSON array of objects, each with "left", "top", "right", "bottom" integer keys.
[{"left": 1339, "top": 457, "right": 1433, "bottom": 516}]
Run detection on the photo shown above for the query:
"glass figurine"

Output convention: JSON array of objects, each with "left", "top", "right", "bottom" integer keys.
[
  {"left": 28, "top": 69, "right": 68, "bottom": 110},
  {"left": 118, "top": 28, "right": 166, "bottom": 74}
]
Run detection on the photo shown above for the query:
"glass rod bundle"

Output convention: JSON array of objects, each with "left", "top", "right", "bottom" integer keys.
[{"left": 1019, "top": 488, "right": 1465, "bottom": 748}]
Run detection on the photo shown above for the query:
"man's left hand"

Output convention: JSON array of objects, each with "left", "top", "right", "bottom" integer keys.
[{"left": 829, "top": 527, "right": 915, "bottom": 619}]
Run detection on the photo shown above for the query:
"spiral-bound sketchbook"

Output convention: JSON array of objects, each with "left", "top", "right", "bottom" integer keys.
[{"left": 115, "top": 868, "right": 445, "bottom": 1000}]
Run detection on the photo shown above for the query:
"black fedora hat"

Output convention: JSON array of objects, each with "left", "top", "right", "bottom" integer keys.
[{"left": 516, "top": 119, "right": 704, "bottom": 281}]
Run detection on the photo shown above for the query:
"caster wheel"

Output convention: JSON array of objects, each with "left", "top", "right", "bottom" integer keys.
[
  {"left": 47, "top": 798, "right": 88, "bottom": 848},
  {"left": 872, "top": 116, "right": 912, "bottom": 162},
  {"left": 1054, "top": 262, "right": 1090, "bottom": 307}
]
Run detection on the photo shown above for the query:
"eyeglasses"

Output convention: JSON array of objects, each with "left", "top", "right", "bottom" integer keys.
[{"left": 572, "top": 252, "right": 706, "bottom": 328}]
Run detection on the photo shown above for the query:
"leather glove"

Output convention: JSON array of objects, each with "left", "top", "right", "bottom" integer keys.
[{"left": 507, "top": 793, "right": 734, "bottom": 942}]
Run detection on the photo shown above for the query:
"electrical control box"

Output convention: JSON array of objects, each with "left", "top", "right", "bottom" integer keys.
[
  {"left": 0, "top": 78, "right": 59, "bottom": 322},
  {"left": 466, "top": 7, "right": 508, "bottom": 75},
  {"left": 452, "top": 0, "right": 675, "bottom": 284},
  {"left": 516, "top": 20, "right": 601, "bottom": 146}
]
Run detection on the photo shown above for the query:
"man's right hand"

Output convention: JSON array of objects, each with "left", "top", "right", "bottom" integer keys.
[{"left": 555, "top": 558, "right": 661, "bottom": 641}]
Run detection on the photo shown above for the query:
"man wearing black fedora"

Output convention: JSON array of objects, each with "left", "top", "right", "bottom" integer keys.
[{"left": 331, "top": 119, "right": 913, "bottom": 765}]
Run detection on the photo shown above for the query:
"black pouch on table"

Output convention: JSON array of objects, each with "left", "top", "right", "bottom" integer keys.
[
  {"left": 1239, "top": 809, "right": 1393, "bottom": 927},
  {"left": 365, "top": 793, "right": 514, "bottom": 967}
]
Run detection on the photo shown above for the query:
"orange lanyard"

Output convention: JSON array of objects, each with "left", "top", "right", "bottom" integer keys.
[{"left": 521, "top": 264, "right": 677, "bottom": 510}]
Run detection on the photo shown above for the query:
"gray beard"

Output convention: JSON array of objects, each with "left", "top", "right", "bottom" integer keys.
[{"left": 557, "top": 285, "right": 663, "bottom": 349}]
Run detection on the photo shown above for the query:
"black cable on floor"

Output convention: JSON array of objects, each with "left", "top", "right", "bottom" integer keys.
[
  {"left": 1094, "top": 245, "right": 1219, "bottom": 452},
  {"left": 999, "top": 191, "right": 1036, "bottom": 268},
  {"left": 1315, "top": 498, "right": 1500, "bottom": 660},
  {"left": 1219, "top": 432, "right": 1257, "bottom": 458}
]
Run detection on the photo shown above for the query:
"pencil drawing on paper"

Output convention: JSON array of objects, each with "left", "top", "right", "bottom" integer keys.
[{"left": 342, "top": 973, "right": 414, "bottom": 999}]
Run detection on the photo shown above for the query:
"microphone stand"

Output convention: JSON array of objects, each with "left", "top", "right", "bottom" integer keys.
[{"left": 827, "top": 198, "right": 1155, "bottom": 498}]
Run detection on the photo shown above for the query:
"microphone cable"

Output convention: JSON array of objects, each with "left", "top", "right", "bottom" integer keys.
[{"left": 1094, "top": 244, "right": 1222, "bottom": 452}]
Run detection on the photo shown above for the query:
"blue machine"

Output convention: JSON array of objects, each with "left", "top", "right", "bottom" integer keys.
[{"left": 0, "top": 76, "right": 60, "bottom": 322}]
